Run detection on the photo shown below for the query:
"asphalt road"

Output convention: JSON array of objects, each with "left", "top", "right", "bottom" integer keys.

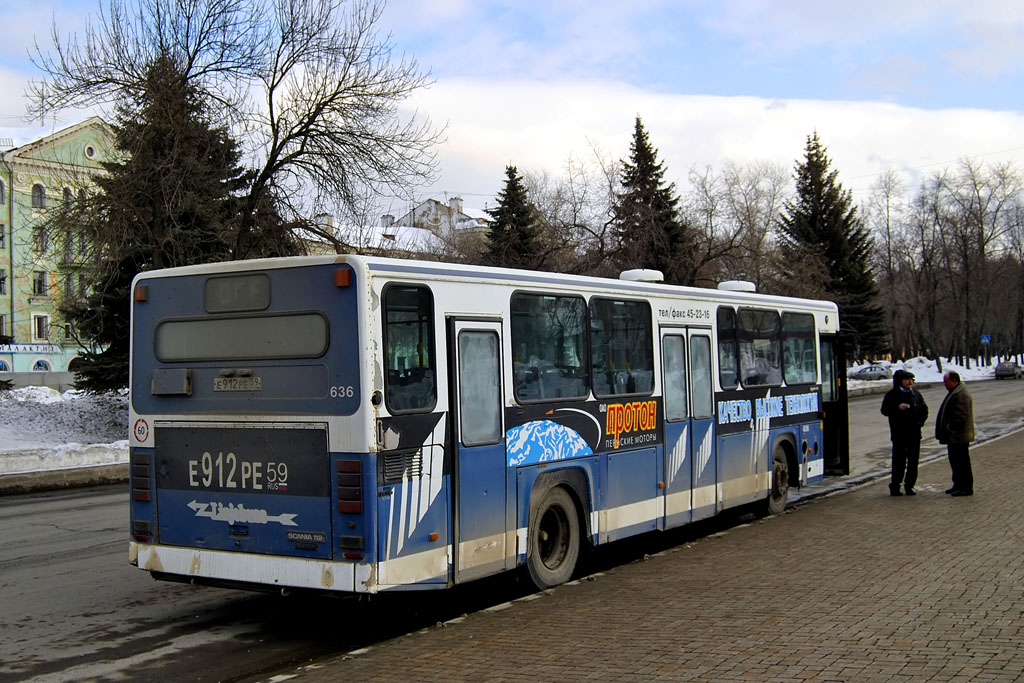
[{"left": 1, "top": 379, "right": 1022, "bottom": 681}]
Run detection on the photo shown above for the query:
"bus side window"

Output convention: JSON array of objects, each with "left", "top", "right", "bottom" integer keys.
[
  {"left": 511, "top": 293, "right": 588, "bottom": 402},
  {"left": 383, "top": 285, "right": 437, "bottom": 413},
  {"left": 717, "top": 306, "right": 738, "bottom": 389},
  {"left": 782, "top": 312, "right": 817, "bottom": 385},
  {"left": 737, "top": 308, "right": 781, "bottom": 387},
  {"left": 590, "top": 297, "right": 653, "bottom": 398}
]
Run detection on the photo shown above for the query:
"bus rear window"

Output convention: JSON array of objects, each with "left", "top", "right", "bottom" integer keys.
[{"left": 155, "top": 313, "right": 328, "bottom": 361}]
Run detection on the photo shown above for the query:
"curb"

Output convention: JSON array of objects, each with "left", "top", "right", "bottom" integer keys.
[{"left": 0, "top": 464, "right": 128, "bottom": 496}]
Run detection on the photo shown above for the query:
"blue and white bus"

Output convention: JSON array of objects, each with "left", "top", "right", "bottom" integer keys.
[{"left": 128, "top": 255, "right": 848, "bottom": 593}]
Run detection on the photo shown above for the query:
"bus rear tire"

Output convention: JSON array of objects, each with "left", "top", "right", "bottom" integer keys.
[
  {"left": 526, "top": 486, "right": 580, "bottom": 589},
  {"left": 766, "top": 445, "right": 790, "bottom": 516}
]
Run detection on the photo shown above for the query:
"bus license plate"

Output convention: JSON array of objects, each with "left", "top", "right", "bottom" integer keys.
[{"left": 213, "top": 376, "right": 263, "bottom": 392}]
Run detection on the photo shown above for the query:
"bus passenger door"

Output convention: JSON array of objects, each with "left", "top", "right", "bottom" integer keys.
[
  {"left": 687, "top": 333, "right": 716, "bottom": 520},
  {"left": 450, "top": 320, "right": 508, "bottom": 583},
  {"left": 661, "top": 332, "right": 691, "bottom": 528},
  {"left": 661, "top": 330, "right": 715, "bottom": 527}
]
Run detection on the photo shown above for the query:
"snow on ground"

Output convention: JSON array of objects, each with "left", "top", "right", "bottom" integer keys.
[
  {"left": 0, "top": 387, "right": 128, "bottom": 475},
  {"left": 0, "top": 357, "right": 1002, "bottom": 476}
]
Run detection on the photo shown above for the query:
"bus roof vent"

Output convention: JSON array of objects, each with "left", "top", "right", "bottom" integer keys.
[
  {"left": 619, "top": 269, "right": 664, "bottom": 283},
  {"left": 718, "top": 280, "right": 756, "bottom": 293}
]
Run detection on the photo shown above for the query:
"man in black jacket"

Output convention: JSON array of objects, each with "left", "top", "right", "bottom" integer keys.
[{"left": 880, "top": 369, "right": 929, "bottom": 496}]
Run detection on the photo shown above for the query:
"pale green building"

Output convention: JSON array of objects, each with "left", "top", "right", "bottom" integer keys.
[{"left": 0, "top": 117, "right": 113, "bottom": 374}]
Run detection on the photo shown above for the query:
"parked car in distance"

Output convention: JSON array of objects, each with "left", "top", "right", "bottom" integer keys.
[
  {"left": 848, "top": 364, "right": 893, "bottom": 381},
  {"left": 994, "top": 361, "right": 1023, "bottom": 379}
]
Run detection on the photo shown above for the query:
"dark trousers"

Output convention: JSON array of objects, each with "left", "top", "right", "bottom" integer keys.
[
  {"left": 890, "top": 439, "right": 920, "bottom": 489},
  {"left": 947, "top": 443, "right": 974, "bottom": 493}
]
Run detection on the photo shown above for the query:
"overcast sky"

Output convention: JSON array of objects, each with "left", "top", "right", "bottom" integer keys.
[{"left": 3, "top": 0, "right": 1024, "bottom": 215}]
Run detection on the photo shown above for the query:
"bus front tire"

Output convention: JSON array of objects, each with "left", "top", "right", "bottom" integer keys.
[
  {"left": 526, "top": 486, "right": 580, "bottom": 589},
  {"left": 766, "top": 445, "right": 790, "bottom": 516}
]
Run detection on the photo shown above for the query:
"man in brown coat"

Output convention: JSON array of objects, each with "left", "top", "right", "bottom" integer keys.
[{"left": 934, "top": 371, "right": 975, "bottom": 496}]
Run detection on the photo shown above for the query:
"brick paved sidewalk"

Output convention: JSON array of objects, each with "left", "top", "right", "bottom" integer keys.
[{"left": 291, "top": 430, "right": 1024, "bottom": 682}]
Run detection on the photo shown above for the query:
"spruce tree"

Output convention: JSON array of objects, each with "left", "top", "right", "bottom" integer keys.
[
  {"left": 778, "top": 132, "right": 887, "bottom": 357},
  {"left": 611, "top": 117, "right": 694, "bottom": 284},
  {"left": 482, "top": 166, "right": 542, "bottom": 269},
  {"left": 63, "top": 55, "right": 250, "bottom": 391}
]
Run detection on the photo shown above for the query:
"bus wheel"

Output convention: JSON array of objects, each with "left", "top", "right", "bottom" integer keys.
[
  {"left": 527, "top": 487, "right": 580, "bottom": 589},
  {"left": 767, "top": 445, "right": 790, "bottom": 516}
]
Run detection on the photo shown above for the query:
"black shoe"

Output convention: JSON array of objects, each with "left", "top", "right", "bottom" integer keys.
[
  {"left": 905, "top": 488, "right": 916, "bottom": 496},
  {"left": 945, "top": 487, "right": 957, "bottom": 494},
  {"left": 951, "top": 490, "right": 973, "bottom": 497},
  {"left": 890, "top": 486, "right": 903, "bottom": 496}
]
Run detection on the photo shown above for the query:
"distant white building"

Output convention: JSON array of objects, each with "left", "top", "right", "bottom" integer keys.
[
  {"left": 312, "top": 196, "right": 491, "bottom": 259},
  {"left": 340, "top": 216, "right": 445, "bottom": 255},
  {"left": 393, "top": 196, "right": 489, "bottom": 234}
]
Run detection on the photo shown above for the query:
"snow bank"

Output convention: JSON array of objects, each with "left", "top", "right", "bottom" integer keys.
[
  {"left": 848, "top": 357, "right": 993, "bottom": 388},
  {"left": 0, "top": 387, "right": 128, "bottom": 474}
]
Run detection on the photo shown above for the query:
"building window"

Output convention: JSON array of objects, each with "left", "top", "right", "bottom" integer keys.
[
  {"left": 0, "top": 179, "right": 5, "bottom": 204},
  {"left": 63, "top": 187, "right": 73, "bottom": 206},
  {"left": 0, "top": 314, "right": 6, "bottom": 337},
  {"left": 33, "top": 271, "right": 47, "bottom": 296},
  {"left": 0, "top": 269, "right": 6, "bottom": 295},
  {"left": 0, "top": 223, "right": 5, "bottom": 248},
  {"left": 78, "top": 273, "right": 87, "bottom": 298},
  {"left": 33, "top": 314, "right": 50, "bottom": 341},
  {"left": 63, "top": 272, "right": 74, "bottom": 296},
  {"left": 33, "top": 359, "right": 52, "bottom": 371},
  {"left": 0, "top": 360, "right": 8, "bottom": 372},
  {"left": 32, "top": 184, "right": 46, "bottom": 209},
  {"left": 33, "top": 225, "right": 48, "bottom": 252}
]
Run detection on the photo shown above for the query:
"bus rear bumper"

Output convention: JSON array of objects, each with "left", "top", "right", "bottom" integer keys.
[{"left": 129, "top": 542, "right": 376, "bottom": 593}]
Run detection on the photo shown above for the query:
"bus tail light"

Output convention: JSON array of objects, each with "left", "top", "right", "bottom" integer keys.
[
  {"left": 339, "top": 535, "right": 364, "bottom": 560},
  {"left": 133, "top": 520, "right": 152, "bottom": 542},
  {"left": 337, "top": 459, "right": 362, "bottom": 514},
  {"left": 132, "top": 452, "right": 151, "bottom": 502}
]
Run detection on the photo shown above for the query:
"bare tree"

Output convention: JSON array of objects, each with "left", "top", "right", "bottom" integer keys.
[
  {"left": 682, "top": 160, "right": 789, "bottom": 289},
  {"left": 30, "top": 0, "right": 443, "bottom": 256},
  {"left": 524, "top": 144, "right": 620, "bottom": 277},
  {"left": 866, "top": 170, "right": 906, "bottom": 354},
  {"left": 928, "top": 160, "right": 1021, "bottom": 364}
]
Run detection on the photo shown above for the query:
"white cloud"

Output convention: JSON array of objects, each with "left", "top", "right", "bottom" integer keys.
[{"left": 400, "top": 77, "right": 1024, "bottom": 208}]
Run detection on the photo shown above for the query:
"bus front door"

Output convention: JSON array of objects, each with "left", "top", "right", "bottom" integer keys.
[
  {"left": 450, "top": 320, "right": 508, "bottom": 583},
  {"left": 820, "top": 333, "right": 849, "bottom": 475}
]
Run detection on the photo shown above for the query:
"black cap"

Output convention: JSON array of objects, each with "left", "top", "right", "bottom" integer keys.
[{"left": 893, "top": 369, "right": 914, "bottom": 385}]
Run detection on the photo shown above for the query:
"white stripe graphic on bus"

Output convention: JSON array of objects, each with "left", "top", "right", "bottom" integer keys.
[{"left": 388, "top": 419, "right": 446, "bottom": 556}]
